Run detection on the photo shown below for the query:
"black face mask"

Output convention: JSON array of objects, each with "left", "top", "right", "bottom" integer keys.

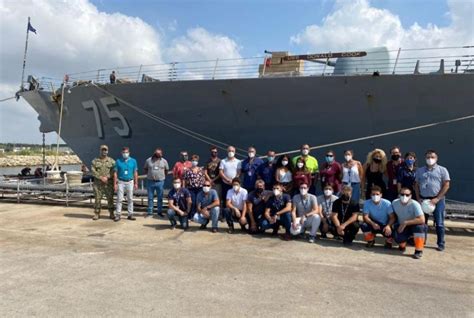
[
  {"left": 341, "top": 194, "right": 351, "bottom": 201},
  {"left": 391, "top": 154, "right": 400, "bottom": 161},
  {"left": 181, "top": 155, "right": 188, "bottom": 161},
  {"left": 211, "top": 152, "right": 218, "bottom": 158},
  {"left": 256, "top": 188, "right": 264, "bottom": 193},
  {"left": 154, "top": 153, "right": 162, "bottom": 158},
  {"left": 373, "top": 158, "right": 382, "bottom": 163}
]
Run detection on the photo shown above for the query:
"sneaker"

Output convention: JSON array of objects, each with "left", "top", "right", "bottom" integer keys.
[
  {"left": 199, "top": 224, "right": 207, "bottom": 230},
  {"left": 211, "top": 228, "right": 218, "bottom": 233},
  {"left": 399, "top": 245, "right": 406, "bottom": 252},
  {"left": 384, "top": 242, "right": 393, "bottom": 249},
  {"left": 170, "top": 224, "right": 176, "bottom": 230},
  {"left": 436, "top": 246, "right": 445, "bottom": 252},
  {"left": 127, "top": 216, "right": 136, "bottom": 221},
  {"left": 320, "top": 233, "right": 327, "bottom": 239},
  {"left": 114, "top": 216, "right": 120, "bottom": 222},
  {"left": 144, "top": 214, "right": 153, "bottom": 218},
  {"left": 157, "top": 212, "right": 165, "bottom": 218},
  {"left": 366, "top": 240, "right": 375, "bottom": 248},
  {"left": 308, "top": 236, "right": 315, "bottom": 243},
  {"left": 279, "top": 233, "right": 291, "bottom": 241},
  {"left": 92, "top": 214, "right": 99, "bottom": 221},
  {"left": 413, "top": 250, "right": 423, "bottom": 259}
]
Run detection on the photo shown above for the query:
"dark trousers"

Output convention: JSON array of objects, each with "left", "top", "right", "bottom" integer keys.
[
  {"left": 187, "top": 187, "right": 201, "bottom": 219},
  {"left": 330, "top": 222, "right": 360, "bottom": 243},
  {"left": 261, "top": 213, "right": 292, "bottom": 234},
  {"left": 221, "top": 183, "right": 232, "bottom": 204},
  {"left": 223, "top": 207, "right": 248, "bottom": 229}
]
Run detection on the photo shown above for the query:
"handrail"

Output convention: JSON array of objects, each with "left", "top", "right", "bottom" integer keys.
[{"left": 34, "top": 46, "right": 474, "bottom": 90}]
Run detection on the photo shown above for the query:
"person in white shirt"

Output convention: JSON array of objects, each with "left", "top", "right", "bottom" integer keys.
[
  {"left": 223, "top": 178, "right": 248, "bottom": 234},
  {"left": 219, "top": 145, "right": 242, "bottom": 201}
]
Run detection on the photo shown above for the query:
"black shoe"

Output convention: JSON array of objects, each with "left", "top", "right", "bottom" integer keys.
[
  {"left": 413, "top": 250, "right": 423, "bottom": 259},
  {"left": 157, "top": 212, "right": 165, "bottom": 218},
  {"left": 436, "top": 246, "right": 445, "bottom": 252},
  {"left": 399, "top": 245, "right": 406, "bottom": 252},
  {"left": 199, "top": 224, "right": 207, "bottom": 230},
  {"left": 384, "top": 242, "right": 393, "bottom": 249},
  {"left": 211, "top": 228, "right": 218, "bottom": 233},
  {"left": 366, "top": 240, "right": 375, "bottom": 248},
  {"left": 343, "top": 240, "right": 353, "bottom": 246},
  {"left": 114, "top": 216, "right": 120, "bottom": 222},
  {"left": 127, "top": 216, "right": 136, "bottom": 221},
  {"left": 320, "top": 233, "right": 327, "bottom": 239}
]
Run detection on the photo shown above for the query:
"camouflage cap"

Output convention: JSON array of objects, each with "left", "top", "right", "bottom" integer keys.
[{"left": 100, "top": 145, "right": 108, "bottom": 150}]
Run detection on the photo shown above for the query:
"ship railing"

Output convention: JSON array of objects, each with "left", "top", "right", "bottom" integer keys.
[{"left": 35, "top": 46, "right": 474, "bottom": 90}]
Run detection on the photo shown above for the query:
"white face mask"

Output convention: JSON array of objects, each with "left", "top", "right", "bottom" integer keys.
[
  {"left": 248, "top": 152, "right": 255, "bottom": 158},
  {"left": 302, "top": 149, "right": 309, "bottom": 156},
  {"left": 273, "top": 189, "right": 281, "bottom": 196},
  {"left": 228, "top": 151, "right": 235, "bottom": 158},
  {"left": 300, "top": 188, "right": 308, "bottom": 196},
  {"left": 372, "top": 195, "right": 382, "bottom": 203},
  {"left": 344, "top": 155, "right": 352, "bottom": 162},
  {"left": 426, "top": 158, "right": 437, "bottom": 166},
  {"left": 203, "top": 186, "right": 211, "bottom": 193},
  {"left": 400, "top": 195, "right": 410, "bottom": 204},
  {"left": 324, "top": 189, "right": 333, "bottom": 197},
  {"left": 281, "top": 160, "right": 288, "bottom": 166},
  {"left": 297, "top": 162, "right": 304, "bottom": 169},
  {"left": 173, "top": 183, "right": 181, "bottom": 189},
  {"left": 191, "top": 160, "right": 198, "bottom": 167},
  {"left": 233, "top": 185, "right": 240, "bottom": 192},
  {"left": 122, "top": 152, "right": 130, "bottom": 159}
]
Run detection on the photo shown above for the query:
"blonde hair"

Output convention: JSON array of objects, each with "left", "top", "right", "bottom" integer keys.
[{"left": 365, "top": 148, "right": 387, "bottom": 173}]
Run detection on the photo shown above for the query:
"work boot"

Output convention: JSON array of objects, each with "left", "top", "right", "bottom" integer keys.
[
  {"left": 92, "top": 213, "right": 100, "bottom": 221},
  {"left": 109, "top": 211, "right": 115, "bottom": 219}
]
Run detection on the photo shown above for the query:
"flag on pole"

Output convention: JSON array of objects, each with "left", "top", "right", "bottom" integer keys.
[{"left": 27, "top": 21, "right": 37, "bottom": 34}]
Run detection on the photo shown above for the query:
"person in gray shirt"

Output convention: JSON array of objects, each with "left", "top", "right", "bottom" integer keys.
[
  {"left": 291, "top": 182, "right": 321, "bottom": 243},
  {"left": 143, "top": 148, "right": 169, "bottom": 218},
  {"left": 415, "top": 149, "right": 450, "bottom": 251}
]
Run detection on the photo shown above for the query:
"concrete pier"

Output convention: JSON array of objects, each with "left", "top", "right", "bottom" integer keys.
[{"left": 0, "top": 203, "right": 473, "bottom": 317}]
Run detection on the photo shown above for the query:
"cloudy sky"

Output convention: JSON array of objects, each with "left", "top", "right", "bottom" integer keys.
[{"left": 0, "top": 0, "right": 473, "bottom": 144}]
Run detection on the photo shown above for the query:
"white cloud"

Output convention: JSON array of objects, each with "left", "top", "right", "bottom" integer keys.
[{"left": 290, "top": 0, "right": 474, "bottom": 51}]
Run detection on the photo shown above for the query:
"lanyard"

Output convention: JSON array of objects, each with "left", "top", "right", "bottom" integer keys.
[{"left": 340, "top": 201, "right": 350, "bottom": 222}]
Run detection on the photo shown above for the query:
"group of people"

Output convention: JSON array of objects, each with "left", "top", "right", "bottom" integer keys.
[{"left": 90, "top": 143, "right": 450, "bottom": 259}]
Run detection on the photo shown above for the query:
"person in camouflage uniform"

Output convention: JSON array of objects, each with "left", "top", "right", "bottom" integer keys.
[{"left": 91, "top": 145, "right": 115, "bottom": 220}]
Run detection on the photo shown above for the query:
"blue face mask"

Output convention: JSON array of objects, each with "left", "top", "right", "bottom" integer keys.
[
  {"left": 406, "top": 159, "right": 415, "bottom": 166},
  {"left": 267, "top": 156, "right": 274, "bottom": 163},
  {"left": 325, "top": 156, "right": 334, "bottom": 163}
]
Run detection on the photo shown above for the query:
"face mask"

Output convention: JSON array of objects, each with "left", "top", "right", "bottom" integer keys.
[
  {"left": 233, "top": 185, "right": 240, "bottom": 192},
  {"left": 344, "top": 155, "right": 352, "bottom": 162},
  {"left": 248, "top": 152, "right": 255, "bottom": 158},
  {"left": 324, "top": 189, "right": 333, "bottom": 197},
  {"left": 302, "top": 149, "right": 309, "bottom": 156},
  {"left": 267, "top": 156, "right": 274, "bottom": 163},
  {"left": 256, "top": 187, "right": 264, "bottom": 193},
  {"left": 101, "top": 150, "right": 108, "bottom": 156},
  {"left": 297, "top": 162, "right": 304, "bottom": 169},
  {"left": 155, "top": 153, "right": 162, "bottom": 158},
  {"left": 203, "top": 186, "right": 211, "bottom": 193},
  {"left": 211, "top": 152, "right": 218, "bottom": 158},
  {"left": 400, "top": 195, "right": 410, "bottom": 204},
  {"left": 373, "top": 158, "right": 382, "bottom": 163},
  {"left": 228, "top": 151, "right": 235, "bottom": 158},
  {"left": 391, "top": 154, "right": 401, "bottom": 161},
  {"left": 372, "top": 195, "right": 381, "bottom": 203},
  {"left": 191, "top": 160, "right": 198, "bottom": 167},
  {"left": 426, "top": 158, "right": 437, "bottom": 166},
  {"left": 325, "top": 156, "right": 334, "bottom": 163},
  {"left": 122, "top": 152, "right": 129, "bottom": 159},
  {"left": 300, "top": 188, "right": 308, "bottom": 195},
  {"left": 181, "top": 155, "right": 188, "bottom": 161},
  {"left": 281, "top": 160, "right": 288, "bottom": 166},
  {"left": 342, "top": 194, "right": 350, "bottom": 201},
  {"left": 406, "top": 159, "right": 415, "bottom": 166},
  {"left": 173, "top": 183, "right": 181, "bottom": 189},
  {"left": 273, "top": 189, "right": 281, "bottom": 196}
]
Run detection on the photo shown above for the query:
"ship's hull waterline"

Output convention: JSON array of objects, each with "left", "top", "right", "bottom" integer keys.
[{"left": 21, "top": 73, "right": 474, "bottom": 202}]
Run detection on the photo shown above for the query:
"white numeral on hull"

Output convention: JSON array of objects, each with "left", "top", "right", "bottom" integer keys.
[{"left": 82, "top": 97, "right": 131, "bottom": 138}]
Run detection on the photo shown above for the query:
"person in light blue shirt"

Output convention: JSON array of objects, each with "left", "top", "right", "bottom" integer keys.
[
  {"left": 360, "top": 185, "right": 394, "bottom": 248},
  {"left": 113, "top": 147, "right": 138, "bottom": 222}
]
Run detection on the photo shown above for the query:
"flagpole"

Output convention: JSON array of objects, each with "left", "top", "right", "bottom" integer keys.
[{"left": 20, "top": 17, "right": 31, "bottom": 91}]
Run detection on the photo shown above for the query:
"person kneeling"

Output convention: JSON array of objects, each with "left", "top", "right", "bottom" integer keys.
[
  {"left": 360, "top": 186, "right": 395, "bottom": 248},
  {"left": 167, "top": 178, "right": 192, "bottom": 230},
  {"left": 194, "top": 182, "right": 220, "bottom": 233},
  {"left": 390, "top": 188, "right": 427, "bottom": 259},
  {"left": 291, "top": 183, "right": 321, "bottom": 243},
  {"left": 330, "top": 185, "right": 360, "bottom": 245},
  {"left": 262, "top": 184, "right": 292, "bottom": 241},
  {"left": 223, "top": 178, "right": 249, "bottom": 234}
]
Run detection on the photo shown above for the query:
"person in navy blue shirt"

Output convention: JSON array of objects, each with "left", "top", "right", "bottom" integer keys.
[
  {"left": 167, "top": 178, "right": 192, "bottom": 230},
  {"left": 262, "top": 183, "right": 292, "bottom": 240},
  {"left": 257, "top": 150, "right": 276, "bottom": 190},
  {"left": 247, "top": 179, "right": 272, "bottom": 234},
  {"left": 241, "top": 146, "right": 264, "bottom": 192},
  {"left": 113, "top": 147, "right": 138, "bottom": 222}
]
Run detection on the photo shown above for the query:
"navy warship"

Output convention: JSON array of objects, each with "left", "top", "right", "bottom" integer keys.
[{"left": 19, "top": 46, "right": 474, "bottom": 202}]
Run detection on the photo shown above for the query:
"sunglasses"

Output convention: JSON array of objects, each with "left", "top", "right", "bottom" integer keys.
[{"left": 326, "top": 155, "right": 334, "bottom": 157}]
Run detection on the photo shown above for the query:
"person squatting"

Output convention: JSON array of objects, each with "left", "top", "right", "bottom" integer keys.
[{"left": 90, "top": 144, "right": 450, "bottom": 260}]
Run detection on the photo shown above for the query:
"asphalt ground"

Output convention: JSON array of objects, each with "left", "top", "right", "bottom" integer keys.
[{"left": 0, "top": 203, "right": 473, "bottom": 317}]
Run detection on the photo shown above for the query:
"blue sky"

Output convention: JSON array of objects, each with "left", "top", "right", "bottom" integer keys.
[{"left": 91, "top": 0, "right": 451, "bottom": 58}]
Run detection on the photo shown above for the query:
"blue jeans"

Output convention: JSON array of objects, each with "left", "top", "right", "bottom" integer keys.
[
  {"left": 147, "top": 179, "right": 164, "bottom": 214},
  {"left": 425, "top": 198, "right": 446, "bottom": 248},
  {"left": 167, "top": 209, "right": 189, "bottom": 229},
  {"left": 194, "top": 207, "right": 220, "bottom": 229},
  {"left": 187, "top": 187, "right": 201, "bottom": 218},
  {"left": 261, "top": 212, "right": 292, "bottom": 234}
]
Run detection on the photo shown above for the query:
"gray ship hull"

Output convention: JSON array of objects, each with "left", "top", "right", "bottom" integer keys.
[{"left": 21, "top": 74, "right": 474, "bottom": 201}]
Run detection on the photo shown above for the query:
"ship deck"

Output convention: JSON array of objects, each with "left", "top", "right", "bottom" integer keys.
[{"left": 1, "top": 203, "right": 473, "bottom": 317}]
